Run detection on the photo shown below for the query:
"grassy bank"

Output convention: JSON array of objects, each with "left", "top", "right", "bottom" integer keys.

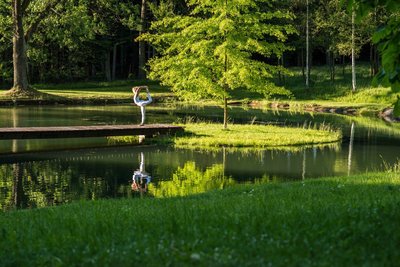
[
  {"left": 253, "top": 65, "right": 398, "bottom": 115},
  {"left": 36, "top": 80, "right": 172, "bottom": 100},
  {"left": 0, "top": 80, "right": 173, "bottom": 103},
  {"left": 168, "top": 123, "right": 341, "bottom": 149},
  {"left": 0, "top": 65, "right": 398, "bottom": 116},
  {"left": 1, "top": 171, "right": 399, "bottom": 266}
]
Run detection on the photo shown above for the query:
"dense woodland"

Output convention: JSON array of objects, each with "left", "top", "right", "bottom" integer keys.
[{"left": 0, "top": 0, "right": 396, "bottom": 87}]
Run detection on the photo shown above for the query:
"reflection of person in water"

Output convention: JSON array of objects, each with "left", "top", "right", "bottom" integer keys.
[
  {"left": 132, "top": 86, "right": 152, "bottom": 126},
  {"left": 132, "top": 152, "right": 151, "bottom": 194}
]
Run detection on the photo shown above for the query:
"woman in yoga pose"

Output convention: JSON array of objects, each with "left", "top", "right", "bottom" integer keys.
[{"left": 132, "top": 86, "right": 152, "bottom": 125}]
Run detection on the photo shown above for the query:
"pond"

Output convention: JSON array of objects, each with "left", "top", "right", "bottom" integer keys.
[{"left": 1, "top": 104, "right": 399, "bottom": 211}]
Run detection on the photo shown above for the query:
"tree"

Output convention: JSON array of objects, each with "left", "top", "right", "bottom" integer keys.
[
  {"left": 314, "top": 0, "right": 371, "bottom": 89},
  {"left": 314, "top": 0, "right": 343, "bottom": 81},
  {"left": 344, "top": 0, "right": 400, "bottom": 114},
  {"left": 140, "top": 0, "right": 295, "bottom": 128},
  {"left": 0, "top": 1, "right": 12, "bottom": 84},
  {"left": 9, "top": 0, "right": 64, "bottom": 95},
  {"left": 306, "top": 0, "right": 310, "bottom": 88},
  {"left": 27, "top": 0, "right": 97, "bottom": 82},
  {"left": 2, "top": 0, "right": 139, "bottom": 90},
  {"left": 351, "top": 6, "right": 356, "bottom": 91},
  {"left": 84, "top": 0, "right": 139, "bottom": 81},
  {"left": 287, "top": 0, "right": 316, "bottom": 84},
  {"left": 138, "top": 0, "right": 147, "bottom": 79}
]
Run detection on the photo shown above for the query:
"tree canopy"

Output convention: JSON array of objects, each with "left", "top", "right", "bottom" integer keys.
[
  {"left": 344, "top": 0, "right": 400, "bottom": 114},
  {"left": 0, "top": 0, "right": 398, "bottom": 114},
  {"left": 140, "top": 0, "right": 296, "bottom": 127}
]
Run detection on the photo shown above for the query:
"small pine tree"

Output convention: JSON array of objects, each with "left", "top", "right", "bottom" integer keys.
[{"left": 140, "top": 0, "right": 296, "bottom": 128}]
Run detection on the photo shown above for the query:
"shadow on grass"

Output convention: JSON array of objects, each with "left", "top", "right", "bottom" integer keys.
[{"left": 1, "top": 87, "right": 67, "bottom": 101}]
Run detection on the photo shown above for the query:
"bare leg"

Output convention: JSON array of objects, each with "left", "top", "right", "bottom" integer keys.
[{"left": 140, "top": 106, "right": 145, "bottom": 125}]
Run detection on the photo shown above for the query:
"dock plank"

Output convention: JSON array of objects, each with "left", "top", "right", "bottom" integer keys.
[{"left": 0, "top": 124, "right": 183, "bottom": 139}]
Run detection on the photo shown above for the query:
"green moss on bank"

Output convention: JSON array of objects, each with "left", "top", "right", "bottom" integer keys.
[{"left": 1, "top": 172, "right": 399, "bottom": 266}]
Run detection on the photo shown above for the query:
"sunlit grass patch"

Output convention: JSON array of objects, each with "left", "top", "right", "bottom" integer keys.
[
  {"left": 1, "top": 171, "right": 399, "bottom": 266},
  {"left": 334, "top": 86, "right": 398, "bottom": 105},
  {"left": 106, "top": 136, "right": 141, "bottom": 145},
  {"left": 173, "top": 123, "right": 341, "bottom": 148}
]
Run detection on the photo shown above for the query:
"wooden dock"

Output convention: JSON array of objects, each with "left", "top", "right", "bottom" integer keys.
[{"left": 0, "top": 124, "right": 183, "bottom": 140}]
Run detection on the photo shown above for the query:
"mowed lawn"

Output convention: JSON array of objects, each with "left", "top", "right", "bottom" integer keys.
[{"left": 1, "top": 172, "right": 399, "bottom": 266}]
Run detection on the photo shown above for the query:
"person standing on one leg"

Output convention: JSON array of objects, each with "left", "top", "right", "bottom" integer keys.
[
  {"left": 132, "top": 86, "right": 152, "bottom": 126},
  {"left": 132, "top": 152, "right": 151, "bottom": 194}
]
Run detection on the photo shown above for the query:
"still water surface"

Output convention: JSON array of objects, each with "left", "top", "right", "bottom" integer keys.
[{"left": 0, "top": 105, "right": 399, "bottom": 210}]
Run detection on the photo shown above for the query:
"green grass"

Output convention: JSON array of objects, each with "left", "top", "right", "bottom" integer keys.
[
  {"left": 1, "top": 171, "right": 399, "bottom": 266},
  {"left": 0, "top": 80, "right": 173, "bottom": 101},
  {"left": 36, "top": 80, "right": 174, "bottom": 100},
  {"left": 1, "top": 64, "right": 397, "bottom": 114},
  {"left": 283, "top": 64, "right": 380, "bottom": 99},
  {"left": 168, "top": 123, "right": 341, "bottom": 149},
  {"left": 256, "top": 64, "right": 399, "bottom": 112}
]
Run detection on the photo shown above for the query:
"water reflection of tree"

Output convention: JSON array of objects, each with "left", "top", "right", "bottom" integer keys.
[
  {"left": 0, "top": 162, "right": 69, "bottom": 210},
  {"left": 149, "top": 162, "right": 236, "bottom": 198},
  {"left": 0, "top": 164, "right": 26, "bottom": 210},
  {"left": 11, "top": 163, "right": 27, "bottom": 209},
  {"left": 0, "top": 160, "right": 115, "bottom": 211}
]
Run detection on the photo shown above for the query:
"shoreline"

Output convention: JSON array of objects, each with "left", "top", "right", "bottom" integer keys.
[{"left": 0, "top": 94, "right": 398, "bottom": 122}]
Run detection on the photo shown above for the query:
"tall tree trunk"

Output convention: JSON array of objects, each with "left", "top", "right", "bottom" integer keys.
[
  {"left": 301, "top": 48, "right": 305, "bottom": 81},
  {"left": 282, "top": 54, "right": 285, "bottom": 83},
  {"left": 331, "top": 51, "right": 335, "bottom": 82},
  {"left": 374, "top": 45, "right": 380, "bottom": 75},
  {"left": 11, "top": 0, "right": 60, "bottom": 93},
  {"left": 112, "top": 42, "right": 126, "bottom": 80},
  {"left": 306, "top": 0, "right": 310, "bottom": 89},
  {"left": 138, "top": 0, "right": 147, "bottom": 79},
  {"left": 369, "top": 44, "right": 373, "bottom": 77},
  {"left": 105, "top": 50, "right": 111, "bottom": 82},
  {"left": 370, "top": 6, "right": 379, "bottom": 77},
  {"left": 112, "top": 43, "right": 118, "bottom": 81},
  {"left": 327, "top": 51, "right": 332, "bottom": 81},
  {"left": 120, "top": 44, "right": 125, "bottom": 78},
  {"left": 223, "top": 96, "right": 228, "bottom": 129},
  {"left": 12, "top": 0, "right": 29, "bottom": 92},
  {"left": 326, "top": 51, "right": 330, "bottom": 69},
  {"left": 342, "top": 55, "right": 346, "bottom": 76},
  {"left": 278, "top": 57, "right": 282, "bottom": 84},
  {"left": 223, "top": 48, "right": 228, "bottom": 129},
  {"left": 351, "top": 9, "right": 356, "bottom": 92},
  {"left": 370, "top": 44, "right": 379, "bottom": 77}
]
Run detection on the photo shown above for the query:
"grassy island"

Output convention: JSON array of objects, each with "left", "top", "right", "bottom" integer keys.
[
  {"left": 1, "top": 171, "right": 399, "bottom": 266},
  {"left": 170, "top": 123, "right": 341, "bottom": 149}
]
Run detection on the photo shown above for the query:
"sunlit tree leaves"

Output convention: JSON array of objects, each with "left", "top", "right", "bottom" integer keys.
[
  {"left": 140, "top": 0, "right": 296, "bottom": 128},
  {"left": 344, "top": 0, "right": 400, "bottom": 114}
]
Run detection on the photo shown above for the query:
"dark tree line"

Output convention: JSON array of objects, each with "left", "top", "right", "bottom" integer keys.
[{"left": 0, "top": 0, "right": 396, "bottom": 93}]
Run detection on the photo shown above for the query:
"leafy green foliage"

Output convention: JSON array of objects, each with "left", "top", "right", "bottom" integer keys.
[
  {"left": 140, "top": 0, "right": 296, "bottom": 102},
  {"left": 345, "top": 0, "right": 400, "bottom": 115},
  {"left": 314, "top": 0, "right": 371, "bottom": 57},
  {"left": 0, "top": 0, "right": 11, "bottom": 46}
]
